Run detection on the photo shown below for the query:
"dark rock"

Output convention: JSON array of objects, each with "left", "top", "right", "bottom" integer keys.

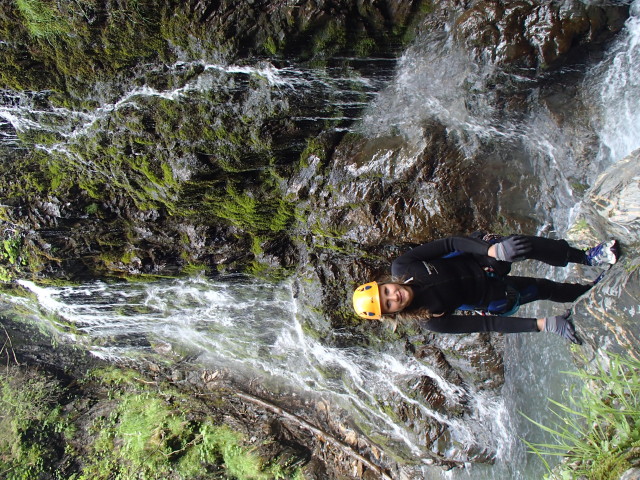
[{"left": 454, "top": 0, "right": 630, "bottom": 71}]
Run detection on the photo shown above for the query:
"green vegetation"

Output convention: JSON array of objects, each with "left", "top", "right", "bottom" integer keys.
[
  {"left": 2, "top": 235, "right": 22, "bottom": 266},
  {"left": 0, "top": 0, "right": 434, "bottom": 282},
  {"left": 208, "top": 183, "right": 294, "bottom": 236},
  {"left": 0, "top": 367, "right": 68, "bottom": 480},
  {"left": 299, "top": 137, "right": 327, "bottom": 166},
  {"left": 0, "top": 233, "right": 27, "bottom": 282},
  {"left": 0, "top": 365, "right": 304, "bottom": 480},
  {"left": 1, "top": 0, "right": 172, "bottom": 93},
  {"left": 525, "top": 352, "right": 640, "bottom": 480},
  {"left": 570, "top": 181, "right": 590, "bottom": 195},
  {"left": 14, "top": 0, "right": 71, "bottom": 39},
  {"left": 263, "top": 36, "right": 279, "bottom": 55}
]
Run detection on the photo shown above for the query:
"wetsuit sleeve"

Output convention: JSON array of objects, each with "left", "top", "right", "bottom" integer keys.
[
  {"left": 420, "top": 314, "right": 539, "bottom": 334},
  {"left": 392, "top": 236, "right": 491, "bottom": 272}
]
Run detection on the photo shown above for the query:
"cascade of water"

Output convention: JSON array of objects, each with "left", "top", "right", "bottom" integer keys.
[
  {"left": 359, "top": 33, "right": 510, "bottom": 153},
  {"left": 0, "top": 61, "right": 387, "bottom": 153},
  {"left": 9, "top": 275, "right": 512, "bottom": 466},
  {"left": 1, "top": 3, "right": 637, "bottom": 478},
  {"left": 588, "top": 1, "right": 640, "bottom": 165},
  {"left": 360, "top": 3, "right": 640, "bottom": 238},
  {"left": 354, "top": 3, "right": 639, "bottom": 479}
]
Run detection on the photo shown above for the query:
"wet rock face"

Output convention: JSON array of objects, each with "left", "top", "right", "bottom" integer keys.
[
  {"left": 454, "top": 0, "right": 629, "bottom": 70},
  {"left": 291, "top": 123, "right": 493, "bottom": 332},
  {"left": 195, "top": 0, "right": 430, "bottom": 60},
  {"left": 570, "top": 149, "right": 640, "bottom": 363},
  {"left": 282, "top": 2, "right": 633, "bottom": 463},
  {"left": 325, "top": 125, "right": 479, "bottom": 247}
]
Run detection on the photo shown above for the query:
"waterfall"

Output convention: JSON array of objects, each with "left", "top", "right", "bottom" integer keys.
[
  {"left": 589, "top": 1, "right": 640, "bottom": 165},
  {"left": 360, "top": 4, "right": 640, "bottom": 239},
  {"left": 354, "top": 1, "right": 640, "bottom": 479},
  {"left": 8, "top": 275, "right": 513, "bottom": 467},
  {"left": 0, "top": 61, "right": 388, "bottom": 151}
]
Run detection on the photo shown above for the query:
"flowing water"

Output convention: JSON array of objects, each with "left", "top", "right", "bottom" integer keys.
[
  {"left": 1, "top": 2, "right": 640, "bottom": 479},
  {"left": 0, "top": 59, "right": 392, "bottom": 162},
  {"left": 6, "top": 275, "right": 511, "bottom": 465}
]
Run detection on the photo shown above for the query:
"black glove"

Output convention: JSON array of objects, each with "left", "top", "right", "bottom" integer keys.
[
  {"left": 544, "top": 311, "right": 582, "bottom": 344},
  {"left": 493, "top": 235, "right": 532, "bottom": 262}
]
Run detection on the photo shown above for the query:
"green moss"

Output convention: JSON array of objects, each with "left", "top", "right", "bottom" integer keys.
[
  {"left": 0, "top": 266, "right": 13, "bottom": 283},
  {"left": 244, "top": 260, "right": 291, "bottom": 283},
  {"left": 570, "top": 181, "right": 589, "bottom": 194},
  {"left": 311, "top": 19, "right": 347, "bottom": 58},
  {"left": 2, "top": 235, "right": 22, "bottom": 266},
  {"left": 419, "top": 0, "right": 435, "bottom": 14},
  {"left": 76, "top": 367, "right": 303, "bottom": 480},
  {"left": 250, "top": 236, "right": 264, "bottom": 256},
  {"left": 299, "top": 136, "right": 327, "bottom": 166},
  {"left": 263, "top": 36, "right": 278, "bottom": 55},
  {"left": 85, "top": 203, "right": 99, "bottom": 215},
  {"left": 181, "top": 262, "right": 211, "bottom": 276},
  {"left": 0, "top": 233, "right": 29, "bottom": 282},
  {"left": 354, "top": 37, "right": 377, "bottom": 57},
  {"left": 207, "top": 182, "right": 294, "bottom": 236},
  {"left": 568, "top": 219, "right": 591, "bottom": 236},
  {"left": 16, "top": 129, "right": 64, "bottom": 146},
  {"left": 0, "top": 367, "right": 69, "bottom": 480},
  {"left": 15, "top": 0, "right": 72, "bottom": 39}
]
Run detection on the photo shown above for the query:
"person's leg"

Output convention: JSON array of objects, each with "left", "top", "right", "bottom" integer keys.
[
  {"left": 521, "top": 236, "right": 580, "bottom": 266},
  {"left": 522, "top": 235, "right": 619, "bottom": 267},
  {"left": 508, "top": 276, "right": 591, "bottom": 304}
]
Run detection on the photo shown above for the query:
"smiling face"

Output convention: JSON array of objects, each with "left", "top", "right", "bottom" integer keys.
[{"left": 379, "top": 283, "right": 414, "bottom": 314}]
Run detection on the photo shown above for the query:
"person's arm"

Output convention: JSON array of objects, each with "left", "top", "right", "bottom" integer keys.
[
  {"left": 419, "top": 313, "right": 581, "bottom": 343},
  {"left": 419, "top": 313, "right": 539, "bottom": 334},
  {"left": 392, "top": 236, "right": 491, "bottom": 267}
]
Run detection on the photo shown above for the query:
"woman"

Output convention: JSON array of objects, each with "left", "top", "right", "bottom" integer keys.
[{"left": 352, "top": 234, "right": 619, "bottom": 344}]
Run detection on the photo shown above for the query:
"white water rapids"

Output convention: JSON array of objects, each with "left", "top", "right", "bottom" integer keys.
[
  {"left": 1, "top": 1, "right": 639, "bottom": 479},
  {"left": 6, "top": 274, "right": 510, "bottom": 468}
]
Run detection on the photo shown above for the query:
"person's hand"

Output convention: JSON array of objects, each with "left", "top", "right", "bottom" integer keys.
[
  {"left": 493, "top": 235, "right": 532, "bottom": 262},
  {"left": 543, "top": 311, "right": 582, "bottom": 344}
]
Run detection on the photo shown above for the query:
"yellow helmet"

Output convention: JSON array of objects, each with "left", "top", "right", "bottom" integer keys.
[{"left": 353, "top": 281, "right": 381, "bottom": 320}]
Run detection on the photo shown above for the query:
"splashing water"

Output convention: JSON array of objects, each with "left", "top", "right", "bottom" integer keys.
[
  {"left": 356, "top": 2, "right": 640, "bottom": 479},
  {"left": 0, "top": 61, "right": 387, "bottom": 150},
  {"left": 8, "top": 275, "right": 516, "bottom": 468}
]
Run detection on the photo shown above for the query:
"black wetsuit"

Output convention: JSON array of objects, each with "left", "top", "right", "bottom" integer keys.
[{"left": 391, "top": 235, "right": 591, "bottom": 334}]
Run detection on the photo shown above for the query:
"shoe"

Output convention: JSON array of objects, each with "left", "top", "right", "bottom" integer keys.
[{"left": 585, "top": 239, "right": 619, "bottom": 266}]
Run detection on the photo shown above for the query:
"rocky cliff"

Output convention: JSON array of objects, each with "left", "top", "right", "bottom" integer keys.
[{"left": 0, "top": 0, "right": 636, "bottom": 478}]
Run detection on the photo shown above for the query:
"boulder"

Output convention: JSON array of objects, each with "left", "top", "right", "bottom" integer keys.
[
  {"left": 454, "top": 0, "right": 629, "bottom": 70},
  {"left": 569, "top": 149, "right": 640, "bottom": 363}
]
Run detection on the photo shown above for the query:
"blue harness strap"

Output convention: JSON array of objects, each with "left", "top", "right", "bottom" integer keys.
[
  {"left": 456, "top": 297, "right": 520, "bottom": 316},
  {"left": 457, "top": 283, "right": 539, "bottom": 316}
]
